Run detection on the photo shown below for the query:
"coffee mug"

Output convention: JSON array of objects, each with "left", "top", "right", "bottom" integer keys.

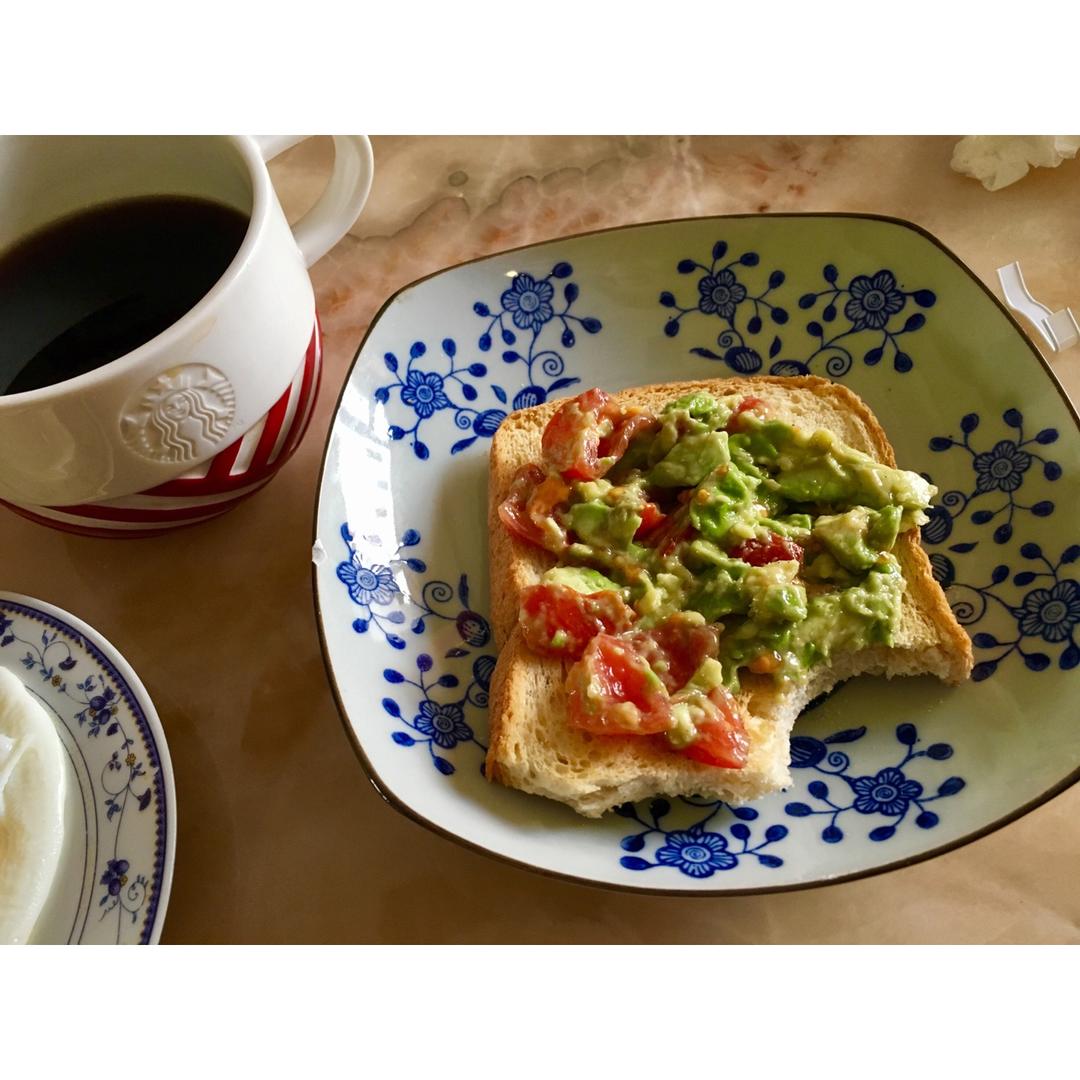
[{"left": 0, "top": 135, "right": 373, "bottom": 536}]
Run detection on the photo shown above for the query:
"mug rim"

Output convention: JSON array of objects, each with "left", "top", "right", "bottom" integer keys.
[{"left": 0, "top": 134, "right": 270, "bottom": 405}]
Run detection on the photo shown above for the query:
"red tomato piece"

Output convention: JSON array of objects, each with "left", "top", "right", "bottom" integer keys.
[
  {"left": 519, "top": 584, "right": 635, "bottom": 660},
  {"left": 679, "top": 687, "right": 749, "bottom": 769},
  {"left": 498, "top": 501, "right": 541, "bottom": 548},
  {"left": 644, "top": 504, "right": 694, "bottom": 556},
  {"left": 526, "top": 474, "right": 571, "bottom": 529},
  {"left": 498, "top": 465, "right": 558, "bottom": 550},
  {"left": 541, "top": 388, "right": 619, "bottom": 481},
  {"left": 598, "top": 412, "right": 658, "bottom": 463},
  {"left": 633, "top": 501, "right": 666, "bottom": 540},
  {"left": 660, "top": 525, "right": 695, "bottom": 557},
  {"left": 627, "top": 616, "right": 720, "bottom": 693},
  {"left": 565, "top": 634, "right": 671, "bottom": 735},
  {"left": 726, "top": 395, "right": 768, "bottom": 433},
  {"left": 728, "top": 532, "right": 804, "bottom": 566}
]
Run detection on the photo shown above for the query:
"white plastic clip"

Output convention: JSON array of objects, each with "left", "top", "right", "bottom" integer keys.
[{"left": 996, "top": 261, "right": 1079, "bottom": 352}]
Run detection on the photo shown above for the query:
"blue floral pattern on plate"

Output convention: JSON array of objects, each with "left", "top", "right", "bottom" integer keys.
[
  {"left": 942, "top": 543, "right": 1080, "bottom": 678},
  {"left": 925, "top": 408, "right": 1060, "bottom": 547},
  {"left": 382, "top": 650, "right": 491, "bottom": 775},
  {"left": 476, "top": 262, "right": 601, "bottom": 412},
  {"left": 785, "top": 723, "right": 963, "bottom": 843},
  {"left": 612, "top": 721, "right": 963, "bottom": 879},
  {"left": 616, "top": 798, "right": 788, "bottom": 877},
  {"left": 661, "top": 242, "right": 937, "bottom": 377},
  {"left": 919, "top": 407, "right": 1077, "bottom": 678},
  {"left": 337, "top": 523, "right": 426, "bottom": 648},
  {"left": 372, "top": 261, "right": 601, "bottom": 460},
  {"left": 333, "top": 512, "right": 978, "bottom": 877},
  {"left": 375, "top": 339, "right": 491, "bottom": 460},
  {"left": 336, "top": 522, "right": 493, "bottom": 773}
]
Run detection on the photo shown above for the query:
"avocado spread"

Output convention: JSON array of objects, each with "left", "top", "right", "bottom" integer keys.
[{"left": 531, "top": 391, "right": 933, "bottom": 690}]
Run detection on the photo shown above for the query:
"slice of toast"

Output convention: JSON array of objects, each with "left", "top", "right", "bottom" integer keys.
[{"left": 485, "top": 375, "right": 973, "bottom": 817}]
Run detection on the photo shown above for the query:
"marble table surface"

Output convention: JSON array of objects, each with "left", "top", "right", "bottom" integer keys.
[{"left": 4, "top": 136, "right": 1078, "bottom": 943}]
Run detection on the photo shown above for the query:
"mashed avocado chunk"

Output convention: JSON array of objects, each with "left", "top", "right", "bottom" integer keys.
[
  {"left": 754, "top": 423, "right": 934, "bottom": 513},
  {"left": 813, "top": 505, "right": 903, "bottom": 572},
  {"left": 648, "top": 431, "right": 730, "bottom": 488},
  {"left": 688, "top": 459, "right": 762, "bottom": 544},
  {"left": 542, "top": 566, "right": 623, "bottom": 595},
  {"left": 789, "top": 558, "right": 905, "bottom": 667},
  {"left": 665, "top": 657, "right": 728, "bottom": 748},
  {"left": 743, "top": 560, "right": 808, "bottom": 625},
  {"left": 718, "top": 557, "right": 905, "bottom": 685},
  {"left": 663, "top": 392, "right": 736, "bottom": 430}
]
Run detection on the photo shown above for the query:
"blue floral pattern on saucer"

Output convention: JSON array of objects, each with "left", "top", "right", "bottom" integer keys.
[{"left": 0, "top": 595, "right": 173, "bottom": 942}]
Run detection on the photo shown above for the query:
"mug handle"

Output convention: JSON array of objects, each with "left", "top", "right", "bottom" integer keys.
[{"left": 255, "top": 135, "right": 374, "bottom": 267}]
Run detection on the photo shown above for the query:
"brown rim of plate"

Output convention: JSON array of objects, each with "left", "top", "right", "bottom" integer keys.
[{"left": 310, "top": 211, "right": 1080, "bottom": 899}]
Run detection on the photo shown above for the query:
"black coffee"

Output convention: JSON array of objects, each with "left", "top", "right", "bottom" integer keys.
[{"left": 0, "top": 195, "right": 249, "bottom": 396}]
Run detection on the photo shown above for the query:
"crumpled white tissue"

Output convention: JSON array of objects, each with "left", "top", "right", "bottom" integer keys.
[{"left": 951, "top": 136, "right": 1080, "bottom": 192}]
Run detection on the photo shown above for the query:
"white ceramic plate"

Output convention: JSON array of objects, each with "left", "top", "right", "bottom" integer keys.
[
  {"left": 314, "top": 215, "right": 1079, "bottom": 893},
  {"left": 0, "top": 593, "right": 175, "bottom": 941}
]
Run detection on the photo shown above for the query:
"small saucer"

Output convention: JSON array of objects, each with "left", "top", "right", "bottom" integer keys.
[{"left": 0, "top": 592, "right": 176, "bottom": 943}]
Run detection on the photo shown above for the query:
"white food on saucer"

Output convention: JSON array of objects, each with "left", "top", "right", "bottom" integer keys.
[
  {"left": 0, "top": 667, "right": 68, "bottom": 945},
  {"left": 951, "top": 135, "right": 1080, "bottom": 191}
]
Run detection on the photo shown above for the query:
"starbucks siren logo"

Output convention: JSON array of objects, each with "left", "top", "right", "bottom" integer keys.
[{"left": 121, "top": 364, "right": 236, "bottom": 464}]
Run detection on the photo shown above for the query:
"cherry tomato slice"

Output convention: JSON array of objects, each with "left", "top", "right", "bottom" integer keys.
[
  {"left": 565, "top": 634, "right": 671, "bottom": 735},
  {"left": 679, "top": 687, "right": 749, "bottom": 769},
  {"left": 627, "top": 615, "right": 720, "bottom": 693},
  {"left": 634, "top": 501, "right": 666, "bottom": 540},
  {"left": 726, "top": 395, "right": 768, "bottom": 433},
  {"left": 640, "top": 501, "right": 694, "bottom": 556},
  {"left": 499, "top": 502, "right": 542, "bottom": 548},
  {"left": 498, "top": 465, "right": 557, "bottom": 550},
  {"left": 526, "top": 474, "right": 571, "bottom": 530},
  {"left": 541, "top": 388, "right": 619, "bottom": 481},
  {"left": 598, "top": 412, "right": 658, "bottom": 463},
  {"left": 660, "top": 526, "right": 695, "bottom": 557},
  {"left": 728, "top": 532, "right": 804, "bottom": 566},
  {"left": 519, "top": 584, "right": 635, "bottom": 660}
]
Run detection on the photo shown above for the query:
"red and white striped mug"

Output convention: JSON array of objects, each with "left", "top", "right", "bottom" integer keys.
[{"left": 0, "top": 135, "right": 373, "bottom": 536}]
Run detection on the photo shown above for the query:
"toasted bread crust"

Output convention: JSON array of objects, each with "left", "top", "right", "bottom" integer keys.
[{"left": 485, "top": 376, "right": 973, "bottom": 816}]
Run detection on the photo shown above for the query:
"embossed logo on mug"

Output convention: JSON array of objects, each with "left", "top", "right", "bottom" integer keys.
[{"left": 120, "top": 365, "right": 236, "bottom": 464}]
